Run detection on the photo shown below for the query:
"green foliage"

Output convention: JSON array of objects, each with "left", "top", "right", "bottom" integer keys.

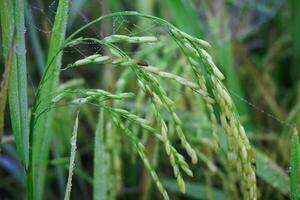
[
  {"left": 0, "top": 0, "right": 29, "bottom": 168},
  {"left": 30, "top": 0, "right": 69, "bottom": 199},
  {"left": 0, "top": 1, "right": 299, "bottom": 200},
  {"left": 59, "top": 11, "right": 257, "bottom": 199},
  {"left": 290, "top": 129, "right": 300, "bottom": 200},
  {"left": 255, "top": 149, "right": 290, "bottom": 194},
  {"left": 64, "top": 113, "right": 79, "bottom": 200},
  {"left": 291, "top": 0, "right": 300, "bottom": 81},
  {"left": 165, "top": 0, "right": 204, "bottom": 37},
  {"left": 162, "top": 178, "right": 227, "bottom": 200},
  {"left": 0, "top": 29, "right": 14, "bottom": 142},
  {"left": 93, "top": 109, "right": 107, "bottom": 200}
]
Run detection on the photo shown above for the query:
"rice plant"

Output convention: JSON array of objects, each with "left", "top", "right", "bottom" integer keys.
[{"left": 0, "top": 0, "right": 299, "bottom": 200}]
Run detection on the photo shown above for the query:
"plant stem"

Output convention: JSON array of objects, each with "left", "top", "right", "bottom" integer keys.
[
  {"left": 93, "top": 108, "right": 107, "bottom": 200},
  {"left": 30, "top": 0, "right": 69, "bottom": 199}
]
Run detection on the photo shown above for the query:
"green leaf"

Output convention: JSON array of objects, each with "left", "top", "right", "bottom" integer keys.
[
  {"left": 93, "top": 108, "right": 107, "bottom": 200},
  {"left": 64, "top": 112, "right": 79, "bottom": 200},
  {"left": 255, "top": 149, "right": 290, "bottom": 194},
  {"left": 106, "top": 0, "right": 122, "bottom": 13},
  {"left": 30, "top": 0, "right": 69, "bottom": 199},
  {"left": 165, "top": 0, "right": 204, "bottom": 37},
  {"left": 0, "top": 0, "right": 29, "bottom": 168},
  {"left": 291, "top": 0, "right": 300, "bottom": 81},
  {"left": 290, "top": 129, "right": 300, "bottom": 200},
  {"left": 162, "top": 178, "right": 227, "bottom": 200},
  {"left": 0, "top": 30, "right": 14, "bottom": 143}
]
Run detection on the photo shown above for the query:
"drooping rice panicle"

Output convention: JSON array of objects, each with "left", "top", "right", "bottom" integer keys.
[
  {"left": 60, "top": 12, "right": 257, "bottom": 199},
  {"left": 173, "top": 34, "right": 257, "bottom": 199},
  {"left": 109, "top": 114, "right": 170, "bottom": 200}
]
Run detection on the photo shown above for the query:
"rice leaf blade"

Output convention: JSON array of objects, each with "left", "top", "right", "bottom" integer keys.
[
  {"left": 30, "top": 0, "right": 69, "bottom": 199},
  {"left": 64, "top": 113, "right": 79, "bottom": 200},
  {"left": 0, "top": 32, "right": 14, "bottom": 143},
  {"left": 162, "top": 178, "right": 227, "bottom": 200},
  {"left": 165, "top": 0, "right": 204, "bottom": 37},
  {"left": 0, "top": 0, "right": 29, "bottom": 168},
  {"left": 255, "top": 149, "right": 290, "bottom": 194},
  {"left": 106, "top": 0, "right": 122, "bottom": 12},
  {"left": 291, "top": 0, "right": 300, "bottom": 80},
  {"left": 93, "top": 108, "right": 107, "bottom": 200},
  {"left": 290, "top": 129, "right": 300, "bottom": 200}
]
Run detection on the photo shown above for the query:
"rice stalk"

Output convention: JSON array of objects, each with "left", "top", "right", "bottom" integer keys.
[
  {"left": 29, "top": 0, "right": 69, "bottom": 199},
  {"left": 93, "top": 108, "right": 107, "bottom": 200},
  {"left": 291, "top": 0, "right": 300, "bottom": 81},
  {"left": 0, "top": 0, "right": 30, "bottom": 172},
  {"left": 255, "top": 149, "right": 290, "bottom": 195},
  {"left": 106, "top": 0, "right": 122, "bottom": 12},
  {"left": 290, "top": 128, "right": 300, "bottom": 200},
  {"left": 0, "top": 32, "right": 15, "bottom": 143},
  {"left": 64, "top": 112, "right": 79, "bottom": 200}
]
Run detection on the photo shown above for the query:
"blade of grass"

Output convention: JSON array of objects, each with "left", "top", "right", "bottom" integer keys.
[
  {"left": 64, "top": 112, "right": 79, "bottom": 200},
  {"left": 255, "top": 149, "right": 290, "bottom": 194},
  {"left": 106, "top": 0, "right": 122, "bottom": 13},
  {"left": 291, "top": 0, "right": 300, "bottom": 82},
  {"left": 165, "top": 0, "right": 204, "bottom": 37},
  {"left": 290, "top": 129, "right": 300, "bottom": 200},
  {"left": 162, "top": 178, "right": 227, "bottom": 200},
  {"left": 30, "top": 0, "right": 69, "bottom": 199},
  {"left": 53, "top": 140, "right": 67, "bottom": 199},
  {"left": 0, "top": 33, "right": 15, "bottom": 143},
  {"left": 53, "top": 98, "right": 76, "bottom": 198},
  {"left": 137, "top": 0, "right": 154, "bottom": 15},
  {"left": 0, "top": 0, "right": 30, "bottom": 168},
  {"left": 93, "top": 108, "right": 107, "bottom": 200}
]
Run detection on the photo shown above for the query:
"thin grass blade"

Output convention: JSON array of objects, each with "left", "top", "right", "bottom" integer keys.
[
  {"left": 64, "top": 112, "right": 79, "bottom": 200},
  {"left": 0, "top": 0, "right": 29, "bottom": 168},
  {"left": 106, "top": 0, "right": 122, "bottom": 12},
  {"left": 30, "top": 0, "right": 69, "bottom": 199},
  {"left": 290, "top": 129, "right": 300, "bottom": 200},
  {"left": 255, "top": 149, "right": 290, "bottom": 194},
  {"left": 162, "top": 178, "right": 227, "bottom": 200},
  {"left": 93, "top": 108, "right": 107, "bottom": 200},
  {"left": 0, "top": 33, "right": 15, "bottom": 143},
  {"left": 165, "top": 0, "right": 204, "bottom": 37},
  {"left": 291, "top": 0, "right": 300, "bottom": 81}
]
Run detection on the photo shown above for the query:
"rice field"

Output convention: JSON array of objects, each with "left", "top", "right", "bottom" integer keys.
[{"left": 0, "top": 0, "right": 299, "bottom": 199}]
